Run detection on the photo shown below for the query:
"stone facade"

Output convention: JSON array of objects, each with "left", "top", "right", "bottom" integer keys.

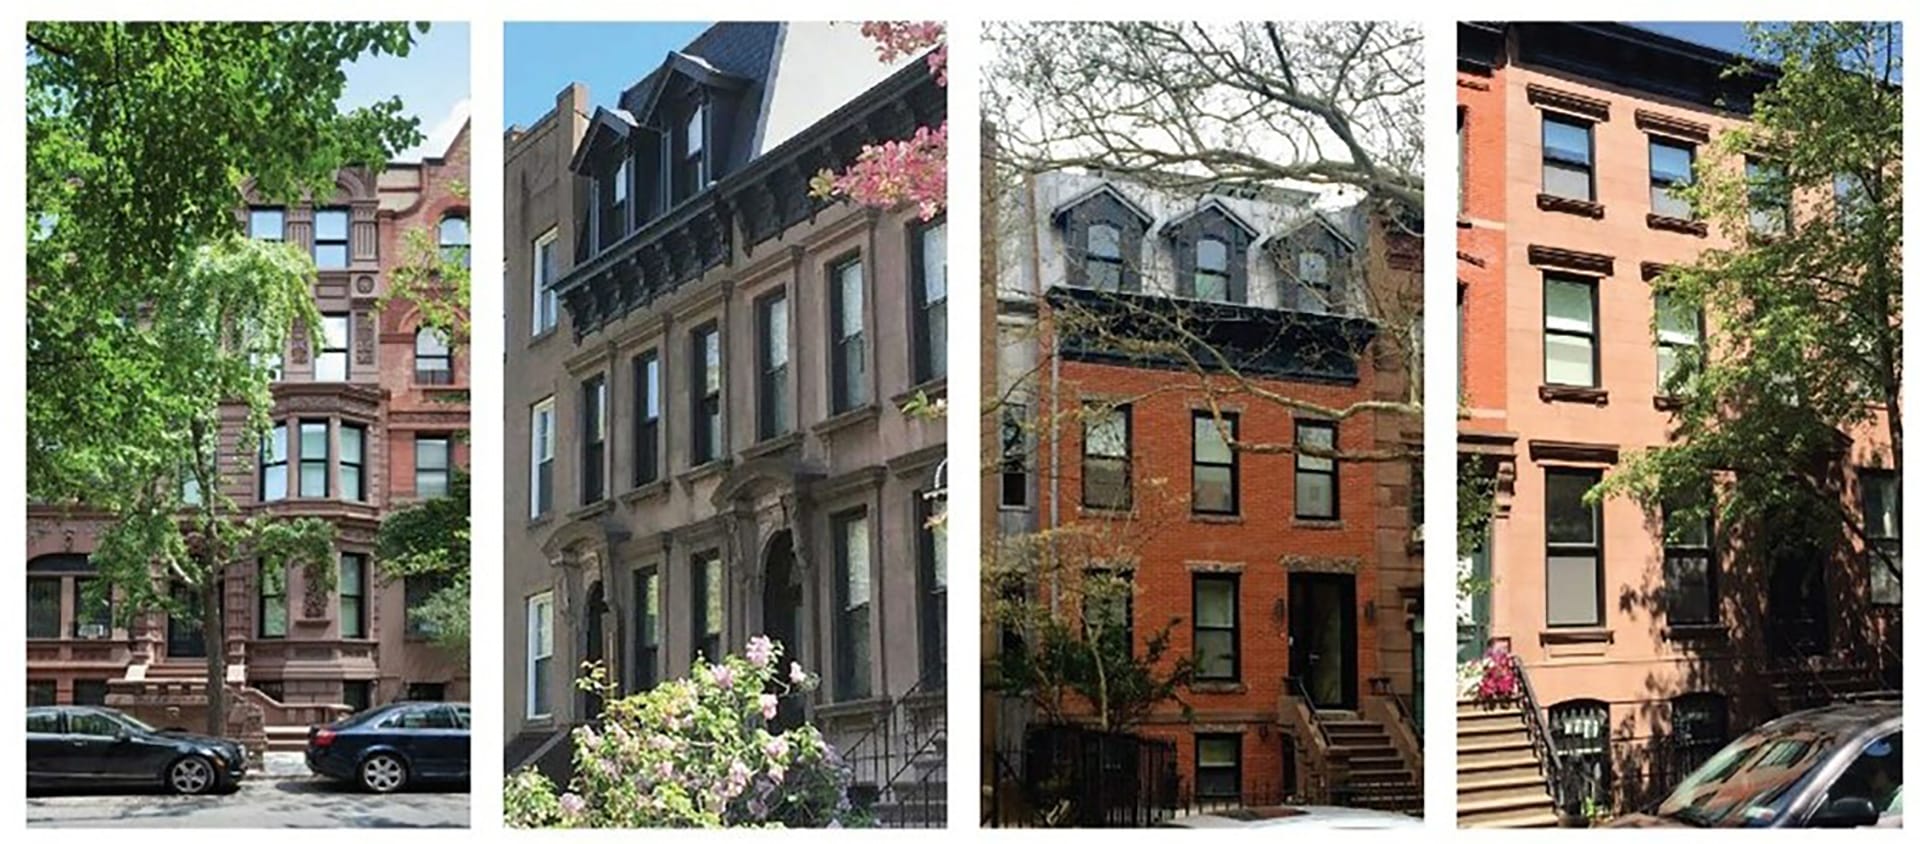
[
  {"left": 500, "top": 25, "right": 948, "bottom": 809},
  {"left": 25, "top": 125, "right": 473, "bottom": 751}
]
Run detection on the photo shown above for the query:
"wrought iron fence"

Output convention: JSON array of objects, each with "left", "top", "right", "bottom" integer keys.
[{"left": 986, "top": 724, "right": 1298, "bottom": 828}]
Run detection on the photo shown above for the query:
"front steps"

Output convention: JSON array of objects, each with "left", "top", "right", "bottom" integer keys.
[{"left": 1456, "top": 698, "right": 1557, "bottom": 828}]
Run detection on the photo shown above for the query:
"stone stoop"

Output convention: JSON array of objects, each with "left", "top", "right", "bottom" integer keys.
[{"left": 1456, "top": 698, "right": 1558, "bottom": 828}]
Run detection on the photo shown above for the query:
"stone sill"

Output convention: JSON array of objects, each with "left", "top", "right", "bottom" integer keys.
[
  {"left": 677, "top": 459, "right": 731, "bottom": 486},
  {"left": 811, "top": 404, "right": 880, "bottom": 437},
  {"left": 1664, "top": 623, "right": 1728, "bottom": 642},
  {"left": 1653, "top": 395, "right": 1691, "bottom": 412},
  {"left": 1191, "top": 512, "right": 1244, "bottom": 525},
  {"left": 1537, "top": 194, "right": 1606, "bottom": 219},
  {"left": 565, "top": 498, "right": 613, "bottom": 522},
  {"left": 618, "top": 479, "right": 670, "bottom": 506},
  {"left": 814, "top": 696, "right": 891, "bottom": 722},
  {"left": 1190, "top": 681, "right": 1247, "bottom": 695},
  {"left": 738, "top": 431, "right": 802, "bottom": 462},
  {"left": 1647, "top": 213, "right": 1708, "bottom": 237},
  {"left": 1540, "top": 627, "right": 1614, "bottom": 646},
  {"left": 892, "top": 377, "right": 948, "bottom": 408},
  {"left": 1292, "top": 518, "right": 1346, "bottom": 530},
  {"left": 1540, "top": 384, "right": 1609, "bottom": 405}
]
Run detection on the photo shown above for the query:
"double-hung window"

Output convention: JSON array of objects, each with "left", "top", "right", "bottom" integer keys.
[
  {"left": 1654, "top": 292, "right": 1702, "bottom": 397},
  {"left": 1195, "top": 735, "right": 1243, "bottom": 801},
  {"left": 831, "top": 259, "right": 868, "bottom": 412},
  {"left": 1298, "top": 251, "right": 1331, "bottom": 314},
  {"left": 1663, "top": 494, "right": 1716, "bottom": 625},
  {"left": 1000, "top": 402, "right": 1030, "bottom": 509},
  {"left": 678, "top": 104, "right": 706, "bottom": 203},
  {"left": 258, "top": 558, "right": 288, "bottom": 638},
  {"left": 249, "top": 207, "right": 285, "bottom": 241},
  {"left": 1865, "top": 471, "right": 1901, "bottom": 606},
  {"left": 415, "top": 330, "right": 453, "bottom": 385},
  {"left": 532, "top": 230, "right": 559, "bottom": 335},
  {"left": 1081, "top": 402, "right": 1131, "bottom": 510},
  {"left": 580, "top": 375, "right": 606, "bottom": 505},
  {"left": 1195, "top": 238, "right": 1230, "bottom": 302},
  {"left": 833, "top": 510, "right": 873, "bottom": 700},
  {"left": 634, "top": 352, "right": 660, "bottom": 485},
  {"left": 415, "top": 435, "right": 450, "bottom": 500},
  {"left": 1544, "top": 273, "right": 1598, "bottom": 387},
  {"left": 438, "top": 215, "right": 469, "bottom": 267},
  {"left": 313, "top": 208, "right": 350, "bottom": 269},
  {"left": 913, "top": 220, "right": 948, "bottom": 383},
  {"left": 918, "top": 493, "right": 947, "bottom": 684},
  {"left": 1295, "top": 420, "right": 1338, "bottom": 520},
  {"left": 633, "top": 569, "right": 660, "bottom": 690},
  {"left": 526, "top": 592, "right": 553, "bottom": 718},
  {"left": 1192, "top": 573, "right": 1239, "bottom": 681},
  {"left": 1085, "top": 223, "right": 1123, "bottom": 291},
  {"left": 260, "top": 423, "right": 289, "bottom": 502},
  {"left": 691, "top": 325, "right": 722, "bottom": 464},
  {"left": 317, "top": 313, "right": 351, "bottom": 381},
  {"left": 1649, "top": 138, "right": 1695, "bottom": 219},
  {"left": 691, "top": 552, "right": 723, "bottom": 664},
  {"left": 298, "top": 420, "right": 329, "bottom": 498},
  {"left": 1084, "top": 568, "right": 1133, "bottom": 659},
  {"left": 339, "top": 553, "right": 367, "bottom": 639},
  {"left": 1542, "top": 115, "right": 1596, "bottom": 202},
  {"left": 340, "top": 424, "right": 366, "bottom": 502},
  {"left": 530, "top": 398, "right": 555, "bottom": 517},
  {"left": 1192, "top": 412, "right": 1239, "bottom": 515},
  {"left": 1546, "top": 468, "right": 1604, "bottom": 627},
  {"left": 758, "top": 292, "right": 790, "bottom": 439},
  {"left": 1746, "top": 160, "right": 1788, "bottom": 236}
]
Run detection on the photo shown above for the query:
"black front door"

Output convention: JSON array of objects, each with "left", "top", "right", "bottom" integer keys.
[
  {"left": 761, "top": 532, "right": 804, "bottom": 732},
  {"left": 580, "top": 583, "right": 606, "bottom": 721},
  {"left": 166, "top": 582, "right": 207, "bottom": 659},
  {"left": 1288, "top": 573, "right": 1358, "bottom": 710},
  {"left": 1767, "top": 537, "right": 1830, "bottom": 656}
]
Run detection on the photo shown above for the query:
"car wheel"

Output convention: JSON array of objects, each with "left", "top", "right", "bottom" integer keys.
[
  {"left": 167, "top": 756, "right": 218, "bottom": 795},
  {"left": 359, "top": 753, "right": 409, "bottom": 794}
]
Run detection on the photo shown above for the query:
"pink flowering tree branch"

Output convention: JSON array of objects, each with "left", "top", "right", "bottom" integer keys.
[{"left": 809, "top": 21, "right": 947, "bottom": 220}]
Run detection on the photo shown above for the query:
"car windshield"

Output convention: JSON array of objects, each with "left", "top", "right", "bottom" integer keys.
[
  {"left": 104, "top": 710, "right": 159, "bottom": 733},
  {"left": 1656, "top": 726, "right": 1838, "bottom": 827}
]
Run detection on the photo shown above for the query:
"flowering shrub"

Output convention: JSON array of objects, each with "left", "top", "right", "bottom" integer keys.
[
  {"left": 1468, "top": 641, "right": 1519, "bottom": 701},
  {"left": 810, "top": 21, "right": 947, "bottom": 220},
  {"left": 503, "top": 636, "right": 865, "bottom": 828}
]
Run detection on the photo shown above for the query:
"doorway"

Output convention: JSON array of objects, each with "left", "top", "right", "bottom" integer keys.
[
  {"left": 1767, "top": 535, "right": 1830, "bottom": 657},
  {"left": 165, "top": 581, "right": 216, "bottom": 659},
  {"left": 1288, "top": 572, "right": 1357, "bottom": 710},
  {"left": 580, "top": 581, "right": 606, "bottom": 721},
  {"left": 761, "top": 531, "right": 804, "bottom": 731}
]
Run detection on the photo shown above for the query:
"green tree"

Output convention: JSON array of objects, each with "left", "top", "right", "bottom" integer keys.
[
  {"left": 1596, "top": 23, "right": 1902, "bottom": 588},
  {"left": 27, "top": 22, "right": 427, "bottom": 736}
]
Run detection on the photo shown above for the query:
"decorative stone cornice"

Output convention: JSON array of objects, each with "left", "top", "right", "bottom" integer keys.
[
  {"left": 1280, "top": 556, "right": 1360, "bottom": 574},
  {"left": 1527, "top": 244, "right": 1614, "bottom": 276},
  {"left": 1635, "top": 108, "right": 1711, "bottom": 144},
  {"left": 1184, "top": 560, "right": 1246, "bottom": 573},
  {"left": 1526, "top": 84, "right": 1610, "bottom": 121},
  {"left": 1527, "top": 439, "right": 1620, "bottom": 464}
]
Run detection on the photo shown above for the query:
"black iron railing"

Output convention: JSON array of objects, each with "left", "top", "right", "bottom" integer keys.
[{"left": 837, "top": 677, "right": 946, "bottom": 828}]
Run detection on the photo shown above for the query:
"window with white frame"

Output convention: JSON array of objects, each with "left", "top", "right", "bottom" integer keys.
[
  {"left": 317, "top": 313, "right": 351, "bottom": 381},
  {"left": 530, "top": 398, "right": 555, "bottom": 517},
  {"left": 532, "top": 229, "right": 559, "bottom": 335},
  {"left": 526, "top": 592, "right": 554, "bottom": 718}
]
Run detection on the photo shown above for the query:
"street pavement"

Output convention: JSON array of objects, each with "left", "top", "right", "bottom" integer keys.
[{"left": 25, "top": 761, "right": 469, "bottom": 828}]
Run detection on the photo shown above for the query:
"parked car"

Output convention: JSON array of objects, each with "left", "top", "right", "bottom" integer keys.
[
  {"left": 27, "top": 705, "right": 247, "bottom": 795},
  {"left": 1609, "top": 702, "right": 1901, "bottom": 828},
  {"left": 305, "top": 701, "right": 470, "bottom": 793},
  {"left": 1161, "top": 805, "right": 1422, "bottom": 829}
]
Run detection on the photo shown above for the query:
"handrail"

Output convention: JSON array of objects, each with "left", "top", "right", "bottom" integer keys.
[
  {"left": 1285, "top": 675, "right": 1341, "bottom": 802},
  {"left": 1285, "top": 675, "right": 1334, "bottom": 751},
  {"left": 1509, "top": 655, "right": 1568, "bottom": 810}
]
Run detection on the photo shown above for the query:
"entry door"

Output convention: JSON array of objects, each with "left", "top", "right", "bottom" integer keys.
[
  {"left": 580, "top": 583, "right": 605, "bottom": 721},
  {"left": 1767, "top": 539, "right": 1830, "bottom": 656},
  {"left": 166, "top": 582, "right": 207, "bottom": 659},
  {"left": 1288, "top": 573, "right": 1358, "bottom": 710}
]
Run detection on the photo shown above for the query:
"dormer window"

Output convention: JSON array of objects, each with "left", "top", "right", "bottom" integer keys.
[
  {"left": 1269, "top": 215, "right": 1354, "bottom": 316},
  {"left": 1054, "top": 183, "right": 1152, "bottom": 292},
  {"left": 612, "top": 159, "right": 630, "bottom": 205},
  {"left": 598, "top": 157, "right": 630, "bottom": 251},
  {"left": 1087, "top": 223, "right": 1123, "bottom": 291},
  {"left": 676, "top": 103, "right": 706, "bottom": 204},
  {"left": 1195, "top": 238, "right": 1230, "bottom": 302}
]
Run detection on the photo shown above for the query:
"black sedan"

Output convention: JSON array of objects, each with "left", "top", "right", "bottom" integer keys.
[
  {"left": 1610, "top": 702, "right": 1901, "bottom": 828},
  {"left": 306, "top": 701, "right": 470, "bottom": 793},
  {"left": 27, "top": 705, "right": 247, "bottom": 795}
]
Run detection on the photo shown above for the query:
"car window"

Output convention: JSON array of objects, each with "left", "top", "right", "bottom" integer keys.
[
  {"left": 451, "top": 705, "right": 471, "bottom": 729},
  {"left": 67, "top": 710, "right": 121, "bottom": 737},
  {"left": 27, "top": 711, "right": 59, "bottom": 734},
  {"left": 1822, "top": 731, "right": 1901, "bottom": 816},
  {"left": 1655, "top": 727, "right": 1838, "bottom": 827},
  {"left": 380, "top": 705, "right": 455, "bottom": 730}
]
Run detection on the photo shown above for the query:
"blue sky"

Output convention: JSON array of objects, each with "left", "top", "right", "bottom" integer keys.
[
  {"left": 340, "top": 22, "right": 470, "bottom": 161},
  {"left": 504, "top": 22, "right": 712, "bottom": 130}
]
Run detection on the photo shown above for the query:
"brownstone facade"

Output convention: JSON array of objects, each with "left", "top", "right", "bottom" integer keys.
[{"left": 25, "top": 125, "right": 472, "bottom": 753}]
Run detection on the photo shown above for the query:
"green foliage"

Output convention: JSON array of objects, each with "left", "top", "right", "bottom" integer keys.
[
  {"left": 1594, "top": 22, "right": 1901, "bottom": 576},
  {"left": 375, "top": 471, "right": 472, "bottom": 651},
  {"left": 504, "top": 640, "right": 865, "bottom": 829},
  {"left": 1457, "top": 455, "right": 1496, "bottom": 556}
]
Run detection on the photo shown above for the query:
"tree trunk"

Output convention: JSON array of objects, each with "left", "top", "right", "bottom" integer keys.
[{"left": 203, "top": 573, "right": 226, "bottom": 737}]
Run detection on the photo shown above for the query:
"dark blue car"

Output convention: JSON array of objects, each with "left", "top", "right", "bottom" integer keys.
[{"left": 305, "top": 701, "right": 469, "bottom": 793}]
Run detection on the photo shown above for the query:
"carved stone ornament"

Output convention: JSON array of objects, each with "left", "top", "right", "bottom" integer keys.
[
  {"left": 354, "top": 308, "right": 376, "bottom": 365},
  {"left": 1281, "top": 555, "right": 1361, "bottom": 574},
  {"left": 303, "top": 571, "right": 329, "bottom": 619},
  {"left": 355, "top": 275, "right": 375, "bottom": 295},
  {"left": 289, "top": 322, "right": 310, "bottom": 365}
]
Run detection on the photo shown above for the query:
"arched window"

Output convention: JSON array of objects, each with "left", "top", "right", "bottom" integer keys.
[
  {"left": 1195, "top": 238, "right": 1230, "bottom": 302},
  {"left": 1086, "top": 223, "right": 1123, "bottom": 291},
  {"left": 415, "top": 329, "right": 453, "bottom": 385},
  {"left": 1550, "top": 699, "right": 1614, "bottom": 816},
  {"left": 438, "top": 214, "right": 470, "bottom": 267}
]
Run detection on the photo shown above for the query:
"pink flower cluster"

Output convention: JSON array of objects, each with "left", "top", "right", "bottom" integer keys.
[
  {"left": 860, "top": 21, "right": 948, "bottom": 85},
  {"left": 1476, "top": 642, "right": 1519, "bottom": 701},
  {"left": 814, "top": 21, "right": 947, "bottom": 220}
]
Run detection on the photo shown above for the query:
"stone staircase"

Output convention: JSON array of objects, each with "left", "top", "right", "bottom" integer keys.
[
  {"left": 1322, "top": 717, "right": 1421, "bottom": 815},
  {"left": 1456, "top": 698, "right": 1558, "bottom": 828}
]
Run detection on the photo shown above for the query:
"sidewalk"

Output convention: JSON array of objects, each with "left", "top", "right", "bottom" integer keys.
[{"left": 256, "top": 752, "right": 313, "bottom": 780}]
